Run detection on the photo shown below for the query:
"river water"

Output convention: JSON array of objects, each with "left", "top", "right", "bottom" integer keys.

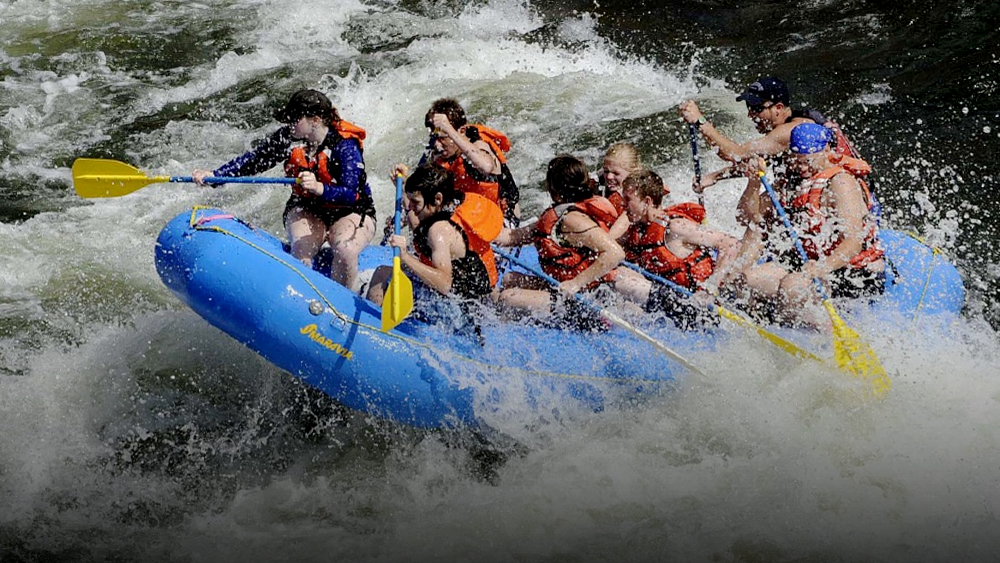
[{"left": 2, "top": 0, "right": 999, "bottom": 561}]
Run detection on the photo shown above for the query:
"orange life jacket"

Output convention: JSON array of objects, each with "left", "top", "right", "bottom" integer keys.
[
  {"left": 415, "top": 193, "right": 504, "bottom": 292},
  {"left": 434, "top": 124, "right": 510, "bottom": 205},
  {"left": 533, "top": 196, "right": 620, "bottom": 285},
  {"left": 622, "top": 203, "right": 714, "bottom": 291},
  {"left": 284, "top": 120, "right": 368, "bottom": 201},
  {"left": 781, "top": 158, "right": 883, "bottom": 269}
]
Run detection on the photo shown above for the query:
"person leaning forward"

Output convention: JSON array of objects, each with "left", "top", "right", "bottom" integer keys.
[
  {"left": 720, "top": 123, "right": 885, "bottom": 331},
  {"left": 192, "top": 88, "right": 375, "bottom": 291},
  {"left": 390, "top": 98, "right": 520, "bottom": 225},
  {"left": 679, "top": 77, "right": 868, "bottom": 226}
]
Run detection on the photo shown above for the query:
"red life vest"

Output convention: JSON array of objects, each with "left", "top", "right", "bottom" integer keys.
[
  {"left": 533, "top": 196, "right": 620, "bottom": 285},
  {"left": 622, "top": 203, "right": 714, "bottom": 291},
  {"left": 284, "top": 120, "right": 367, "bottom": 193},
  {"left": 415, "top": 193, "right": 504, "bottom": 290},
  {"left": 434, "top": 124, "right": 510, "bottom": 205},
  {"left": 781, "top": 158, "right": 883, "bottom": 269},
  {"left": 606, "top": 190, "right": 625, "bottom": 216}
]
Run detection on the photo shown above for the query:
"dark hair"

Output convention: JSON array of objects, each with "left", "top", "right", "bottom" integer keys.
[
  {"left": 404, "top": 164, "right": 457, "bottom": 204},
  {"left": 622, "top": 169, "right": 666, "bottom": 206},
  {"left": 546, "top": 154, "right": 594, "bottom": 203},
  {"left": 274, "top": 89, "right": 340, "bottom": 125},
  {"left": 424, "top": 98, "right": 467, "bottom": 129}
]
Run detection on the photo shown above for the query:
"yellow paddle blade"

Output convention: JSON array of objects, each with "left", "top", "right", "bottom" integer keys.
[
  {"left": 823, "top": 300, "right": 891, "bottom": 398},
  {"left": 381, "top": 257, "right": 413, "bottom": 332},
  {"left": 715, "top": 305, "right": 824, "bottom": 363},
  {"left": 72, "top": 158, "right": 170, "bottom": 198}
]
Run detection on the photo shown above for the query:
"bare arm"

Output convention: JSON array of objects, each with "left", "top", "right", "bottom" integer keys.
[
  {"left": 679, "top": 100, "right": 796, "bottom": 163},
  {"left": 394, "top": 222, "right": 463, "bottom": 295},
  {"left": 669, "top": 218, "right": 739, "bottom": 264},
  {"left": 493, "top": 223, "right": 535, "bottom": 247},
  {"left": 805, "top": 174, "right": 870, "bottom": 277},
  {"left": 608, "top": 213, "right": 630, "bottom": 240},
  {"left": 558, "top": 211, "right": 625, "bottom": 294},
  {"left": 735, "top": 172, "right": 763, "bottom": 227},
  {"left": 704, "top": 195, "right": 769, "bottom": 291},
  {"left": 430, "top": 114, "right": 502, "bottom": 175}
]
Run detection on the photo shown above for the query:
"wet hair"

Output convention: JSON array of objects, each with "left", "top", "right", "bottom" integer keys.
[
  {"left": 546, "top": 154, "right": 596, "bottom": 203},
  {"left": 424, "top": 98, "right": 467, "bottom": 130},
  {"left": 404, "top": 164, "right": 457, "bottom": 205},
  {"left": 622, "top": 169, "right": 666, "bottom": 206},
  {"left": 603, "top": 142, "right": 642, "bottom": 174},
  {"left": 273, "top": 89, "right": 340, "bottom": 126}
]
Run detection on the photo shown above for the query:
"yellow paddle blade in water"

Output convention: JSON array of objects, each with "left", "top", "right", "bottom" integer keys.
[
  {"left": 72, "top": 158, "right": 170, "bottom": 198},
  {"left": 823, "top": 300, "right": 891, "bottom": 398},
  {"left": 381, "top": 256, "right": 413, "bottom": 332}
]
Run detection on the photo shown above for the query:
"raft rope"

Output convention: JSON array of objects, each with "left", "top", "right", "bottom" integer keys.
[
  {"left": 185, "top": 207, "right": 670, "bottom": 384},
  {"left": 903, "top": 230, "right": 958, "bottom": 330}
]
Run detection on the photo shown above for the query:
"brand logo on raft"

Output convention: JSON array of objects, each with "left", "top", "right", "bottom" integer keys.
[{"left": 300, "top": 324, "right": 354, "bottom": 360}]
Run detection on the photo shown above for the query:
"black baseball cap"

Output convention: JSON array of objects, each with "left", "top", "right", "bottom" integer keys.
[
  {"left": 736, "top": 77, "right": 790, "bottom": 107},
  {"left": 273, "top": 89, "right": 333, "bottom": 123}
]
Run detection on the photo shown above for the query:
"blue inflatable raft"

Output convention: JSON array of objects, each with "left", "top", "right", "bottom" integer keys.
[{"left": 154, "top": 207, "right": 965, "bottom": 429}]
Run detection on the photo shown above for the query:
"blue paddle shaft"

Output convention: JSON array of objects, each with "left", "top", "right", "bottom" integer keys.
[
  {"left": 493, "top": 247, "right": 705, "bottom": 375},
  {"left": 758, "top": 173, "right": 829, "bottom": 298},
  {"left": 688, "top": 123, "right": 702, "bottom": 184},
  {"left": 494, "top": 247, "right": 599, "bottom": 310},
  {"left": 624, "top": 261, "right": 692, "bottom": 297},
  {"left": 170, "top": 176, "right": 298, "bottom": 185},
  {"left": 393, "top": 175, "right": 404, "bottom": 259}
]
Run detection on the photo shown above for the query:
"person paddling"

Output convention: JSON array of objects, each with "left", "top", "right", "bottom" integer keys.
[
  {"left": 391, "top": 98, "right": 520, "bottom": 226},
  {"left": 367, "top": 165, "right": 503, "bottom": 339},
  {"left": 192, "top": 89, "right": 375, "bottom": 290},
  {"left": 615, "top": 169, "right": 739, "bottom": 328},
  {"left": 494, "top": 155, "right": 648, "bottom": 330},
  {"left": 721, "top": 123, "right": 885, "bottom": 330},
  {"left": 679, "top": 77, "right": 870, "bottom": 226}
]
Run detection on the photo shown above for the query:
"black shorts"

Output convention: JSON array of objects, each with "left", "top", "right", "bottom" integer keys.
[
  {"left": 283, "top": 195, "right": 375, "bottom": 229},
  {"left": 828, "top": 266, "right": 885, "bottom": 299}
]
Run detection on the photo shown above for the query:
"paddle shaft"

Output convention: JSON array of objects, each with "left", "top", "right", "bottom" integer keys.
[
  {"left": 172, "top": 176, "right": 297, "bottom": 185},
  {"left": 71, "top": 158, "right": 301, "bottom": 198},
  {"left": 380, "top": 175, "right": 414, "bottom": 332},
  {"left": 622, "top": 261, "right": 824, "bottom": 363},
  {"left": 393, "top": 175, "right": 404, "bottom": 251},
  {"left": 688, "top": 123, "right": 704, "bottom": 207},
  {"left": 758, "top": 172, "right": 830, "bottom": 298},
  {"left": 493, "top": 247, "right": 705, "bottom": 376}
]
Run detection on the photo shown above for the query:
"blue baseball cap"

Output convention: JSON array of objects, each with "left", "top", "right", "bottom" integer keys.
[
  {"left": 789, "top": 122, "right": 833, "bottom": 154},
  {"left": 736, "top": 77, "right": 790, "bottom": 107}
]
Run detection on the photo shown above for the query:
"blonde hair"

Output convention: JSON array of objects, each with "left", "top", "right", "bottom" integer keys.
[{"left": 603, "top": 142, "right": 642, "bottom": 174}]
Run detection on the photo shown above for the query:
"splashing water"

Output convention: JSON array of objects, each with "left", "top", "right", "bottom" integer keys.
[{"left": 2, "top": 0, "right": 999, "bottom": 561}]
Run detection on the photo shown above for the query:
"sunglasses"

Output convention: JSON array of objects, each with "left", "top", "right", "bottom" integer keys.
[{"left": 748, "top": 102, "right": 774, "bottom": 114}]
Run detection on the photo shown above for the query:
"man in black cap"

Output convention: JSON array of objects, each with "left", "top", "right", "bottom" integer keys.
[
  {"left": 680, "top": 77, "right": 815, "bottom": 171},
  {"left": 678, "top": 76, "right": 838, "bottom": 226}
]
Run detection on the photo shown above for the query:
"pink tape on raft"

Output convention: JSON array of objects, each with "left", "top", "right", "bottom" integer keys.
[{"left": 194, "top": 213, "right": 235, "bottom": 227}]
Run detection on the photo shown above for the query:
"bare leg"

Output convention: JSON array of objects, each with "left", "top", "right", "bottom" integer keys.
[
  {"left": 326, "top": 213, "right": 375, "bottom": 290},
  {"left": 497, "top": 286, "right": 554, "bottom": 314},
  {"left": 737, "top": 261, "right": 789, "bottom": 320},
  {"left": 610, "top": 267, "right": 653, "bottom": 304},
  {"left": 286, "top": 208, "right": 326, "bottom": 267},
  {"left": 777, "top": 274, "right": 830, "bottom": 331},
  {"left": 365, "top": 265, "right": 393, "bottom": 306}
]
